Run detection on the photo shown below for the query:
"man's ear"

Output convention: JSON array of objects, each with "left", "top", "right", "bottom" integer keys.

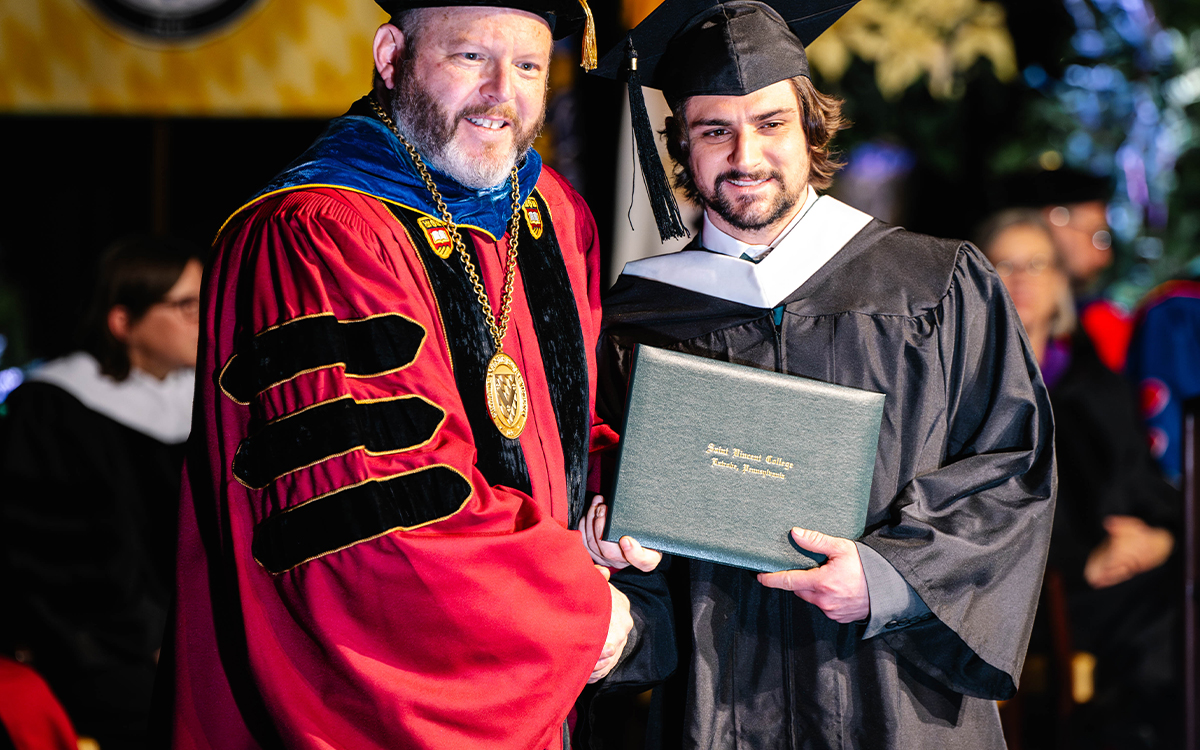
[
  {"left": 108, "top": 306, "right": 132, "bottom": 344},
  {"left": 373, "top": 23, "right": 407, "bottom": 90}
]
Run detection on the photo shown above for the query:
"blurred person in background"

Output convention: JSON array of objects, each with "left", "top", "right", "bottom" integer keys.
[
  {"left": 978, "top": 209, "right": 1180, "bottom": 750},
  {"left": 1029, "top": 169, "right": 1132, "bottom": 372},
  {"left": 0, "top": 235, "right": 203, "bottom": 750}
]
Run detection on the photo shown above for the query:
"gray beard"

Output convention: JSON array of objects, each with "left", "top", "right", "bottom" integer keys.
[{"left": 389, "top": 64, "right": 544, "bottom": 190}]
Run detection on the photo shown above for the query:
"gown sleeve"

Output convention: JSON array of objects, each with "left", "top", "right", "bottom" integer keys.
[
  {"left": 860, "top": 243, "right": 1056, "bottom": 701},
  {"left": 169, "top": 189, "right": 611, "bottom": 750},
  {"left": 559, "top": 179, "right": 675, "bottom": 695}
]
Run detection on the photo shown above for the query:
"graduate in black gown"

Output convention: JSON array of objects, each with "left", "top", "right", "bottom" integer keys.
[
  {"left": 979, "top": 210, "right": 1180, "bottom": 750},
  {"left": 0, "top": 236, "right": 203, "bottom": 750},
  {"left": 582, "top": 3, "right": 1056, "bottom": 748}
]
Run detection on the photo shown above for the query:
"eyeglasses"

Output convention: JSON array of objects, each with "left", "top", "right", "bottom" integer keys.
[
  {"left": 994, "top": 256, "right": 1052, "bottom": 278},
  {"left": 157, "top": 296, "right": 200, "bottom": 320}
]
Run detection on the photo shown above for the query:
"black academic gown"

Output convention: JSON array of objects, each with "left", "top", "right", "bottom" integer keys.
[
  {"left": 1042, "top": 332, "right": 1181, "bottom": 749},
  {"left": 599, "top": 221, "right": 1056, "bottom": 750},
  {"left": 0, "top": 381, "right": 183, "bottom": 749},
  {"left": 1048, "top": 333, "right": 1178, "bottom": 580}
]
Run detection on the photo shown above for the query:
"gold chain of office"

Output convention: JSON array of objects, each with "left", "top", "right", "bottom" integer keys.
[{"left": 371, "top": 98, "right": 529, "bottom": 438}]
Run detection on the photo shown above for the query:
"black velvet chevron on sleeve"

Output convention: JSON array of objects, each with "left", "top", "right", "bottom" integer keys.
[
  {"left": 233, "top": 396, "right": 445, "bottom": 489},
  {"left": 220, "top": 313, "right": 426, "bottom": 403},
  {"left": 252, "top": 466, "right": 473, "bottom": 573}
]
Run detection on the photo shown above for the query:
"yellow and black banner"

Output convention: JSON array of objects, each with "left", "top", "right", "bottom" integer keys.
[{"left": 0, "top": 0, "right": 387, "bottom": 116}]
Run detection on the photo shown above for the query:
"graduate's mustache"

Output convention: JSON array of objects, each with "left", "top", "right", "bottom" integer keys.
[{"left": 714, "top": 169, "right": 785, "bottom": 190}]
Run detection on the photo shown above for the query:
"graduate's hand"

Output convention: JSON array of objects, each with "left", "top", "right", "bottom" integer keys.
[
  {"left": 756, "top": 527, "right": 870, "bottom": 624},
  {"left": 582, "top": 495, "right": 663, "bottom": 572},
  {"left": 589, "top": 566, "right": 634, "bottom": 684},
  {"left": 1084, "top": 515, "right": 1174, "bottom": 589}
]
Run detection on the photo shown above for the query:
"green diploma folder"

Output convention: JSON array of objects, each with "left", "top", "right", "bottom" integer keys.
[{"left": 603, "top": 345, "right": 885, "bottom": 572}]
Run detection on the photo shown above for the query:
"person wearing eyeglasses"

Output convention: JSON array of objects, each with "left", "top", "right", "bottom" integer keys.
[
  {"left": 0, "top": 235, "right": 203, "bottom": 750},
  {"left": 1020, "top": 168, "right": 1133, "bottom": 372},
  {"left": 978, "top": 208, "right": 1180, "bottom": 750}
]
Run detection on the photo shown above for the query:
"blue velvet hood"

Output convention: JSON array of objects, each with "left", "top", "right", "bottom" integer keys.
[{"left": 246, "top": 97, "right": 543, "bottom": 239}]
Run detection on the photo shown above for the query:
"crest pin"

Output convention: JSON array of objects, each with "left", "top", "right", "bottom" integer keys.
[
  {"left": 418, "top": 216, "right": 454, "bottom": 259},
  {"left": 523, "top": 197, "right": 544, "bottom": 240}
]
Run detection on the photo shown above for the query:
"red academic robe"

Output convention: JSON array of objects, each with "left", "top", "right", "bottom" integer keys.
[{"left": 162, "top": 169, "right": 612, "bottom": 750}]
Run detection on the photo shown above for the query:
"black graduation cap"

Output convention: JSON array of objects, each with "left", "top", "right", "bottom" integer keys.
[
  {"left": 593, "top": 0, "right": 858, "bottom": 241},
  {"left": 995, "top": 168, "right": 1112, "bottom": 211},
  {"left": 1028, "top": 168, "right": 1111, "bottom": 207},
  {"left": 375, "top": 1, "right": 598, "bottom": 65}
]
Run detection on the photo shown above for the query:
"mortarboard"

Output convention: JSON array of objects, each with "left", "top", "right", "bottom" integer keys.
[
  {"left": 995, "top": 168, "right": 1112, "bottom": 212},
  {"left": 375, "top": 0, "right": 598, "bottom": 67},
  {"left": 593, "top": 0, "right": 858, "bottom": 241},
  {"left": 1027, "top": 168, "right": 1111, "bottom": 207}
]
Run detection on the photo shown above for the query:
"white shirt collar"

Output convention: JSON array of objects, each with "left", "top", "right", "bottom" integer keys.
[
  {"left": 29, "top": 351, "right": 195, "bottom": 444},
  {"left": 622, "top": 193, "right": 874, "bottom": 309},
  {"left": 700, "top": 185, "right": 820, "bottom": 259}
]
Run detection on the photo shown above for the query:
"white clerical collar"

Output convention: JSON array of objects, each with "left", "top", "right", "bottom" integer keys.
[
  {"left": 622, "top": 193, "right": 874, "bottom": 309},
  {"left": 700, "top": 185, "right": 820, "bottom": 259},
  {"left": 29, "top": 351, "right": 195, "bottom": 444}
]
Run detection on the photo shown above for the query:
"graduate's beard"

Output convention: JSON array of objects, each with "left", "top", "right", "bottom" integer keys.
[
  {"left": 390, "top": 66, "right": 544, "bottom": 190},
  {"left": 699, "top": 169, "right": 803, "bottom": 233}
]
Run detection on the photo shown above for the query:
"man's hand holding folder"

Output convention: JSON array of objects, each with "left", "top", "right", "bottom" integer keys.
[
  {"left": 758, "top": 528, "right": 870, "bottom": 623},
  {"left": 583, "top": 496, "right": 663, "bottom": 573},
  {"left": 585, "top": 496, "right": 870, "bottom": 624}
]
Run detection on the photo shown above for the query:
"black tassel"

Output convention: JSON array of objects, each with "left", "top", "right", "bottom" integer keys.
[{"left": 625, "top": 39, "right": 689, "bottom": 242}]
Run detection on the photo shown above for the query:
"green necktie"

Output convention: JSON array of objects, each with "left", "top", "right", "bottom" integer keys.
[{"left": 740, "top": 249, "right": 773, "bottom": 263}]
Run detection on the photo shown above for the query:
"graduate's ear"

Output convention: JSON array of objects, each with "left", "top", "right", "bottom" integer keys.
[
  {"left": 107, "top": 305, "right": 133, "bottom": 344},
  {"left": 373, "top": 23, "right": 408, "bottom": 91}
]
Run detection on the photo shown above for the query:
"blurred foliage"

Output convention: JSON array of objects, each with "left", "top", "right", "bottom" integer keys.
[
  {"left": 812, "top": 0, "right": 1200, "bottom": 303},
  {"left": 807, "top": 0, "right": 1021, "bottom": 242},
  {"left": 992, "top": 0, "right": 1200, "bottom": 303},
  {"left": 817, "top": 54, "right": 1011, "bottom": 182},
  {"left": 809, "top": 0, "right": 1017, "bottom": 100}
]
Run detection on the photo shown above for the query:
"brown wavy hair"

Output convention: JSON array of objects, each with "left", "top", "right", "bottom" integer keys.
[{"left": 662, "top": 76, "right": 848, "bottom": 203}]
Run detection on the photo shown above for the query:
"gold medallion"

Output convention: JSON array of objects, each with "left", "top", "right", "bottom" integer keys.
[
  {"left": 523, "top": 196, "right": 544, "bottom": 240},
  {"left": 484, "top": 351, "right": 528, "bottom": 438},
  {"left": 372, "top": 98, "right": 528, "bottom": 438},
  {"left": 418, "top": 216, "right": 454, "bottom": 259}
]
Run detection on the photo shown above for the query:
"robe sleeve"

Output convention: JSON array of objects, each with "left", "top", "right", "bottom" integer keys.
[
  {"left": 174, "top": 189, "right": 611, "bottom": 750},
  {"left": 583, "top": 307, "right": 677, "bottom": 695},
  {"left": 859, "top": 243, "right": 1056, "bottom": 701}
]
